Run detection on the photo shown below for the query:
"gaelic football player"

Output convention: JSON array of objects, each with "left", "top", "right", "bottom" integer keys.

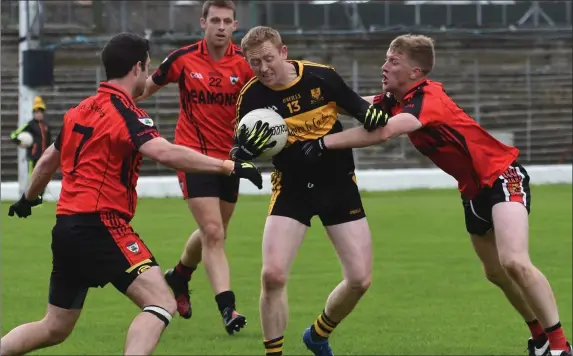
[
  {"left": 230, "top": 26, "right": 388, "bottom": 356},
  {"left": 135, "top": 0, "right": 255, "bottom": 334},
  {"left": 2, "top": 32, "right": 261, "bottom": 356},
  {"left": 300, "top": 34, "right": 571, "bottom": 356}
]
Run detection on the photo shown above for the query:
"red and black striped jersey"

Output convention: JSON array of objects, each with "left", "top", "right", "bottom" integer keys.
[
  {"left": 152, "top": 39, "right": 254, "bottom": 159},
  {"left": 55, "top": 82, "right": 160, "bottom": 221},
  {"left": 374, "top": 79, "right": 519, "bottom": 199}
]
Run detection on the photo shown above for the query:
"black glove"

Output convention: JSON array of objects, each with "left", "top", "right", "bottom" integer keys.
[
  {"left": 230, "top": 161, "right": 263, "bottom": 190},
  {"left": 363, "top": 105, "right": 389, "bottom": 132},
  {"left": 8, "top": 193, "right": 43, "bottom": 218},
  {"left": 299, "top": 137, "right": 328, "bottom": 162},
  {"left": 231, "top": 120, "right": 277, "bottom": 161}
]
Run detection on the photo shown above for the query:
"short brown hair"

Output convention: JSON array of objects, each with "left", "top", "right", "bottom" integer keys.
[
  {"left": 389, "top": 34, "right": 435, "bottom": 75},
  {"left": 240, "top": 26, "right": 283, "bottom": 54},
  {"left": 202, "top": 0, "right": 236, "bottom": 19}
]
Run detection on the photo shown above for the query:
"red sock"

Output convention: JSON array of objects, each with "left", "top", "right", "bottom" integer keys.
[
  {"left": 527, "top": 319, "right": 546, "bottom": 340},
  {"left": 175, "top": 261, "right": 196, "bottom": 280},
  {"left": 546, "top": 322, "right": 570, "bottom": 350}
]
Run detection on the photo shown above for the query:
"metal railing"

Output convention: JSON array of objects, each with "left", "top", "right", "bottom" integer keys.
[
  {"left": 2, "top": 1, "right": 572, "bottom": 33},
  {"left": 1, "top": 45, "right": 570, "bottom": 181}
]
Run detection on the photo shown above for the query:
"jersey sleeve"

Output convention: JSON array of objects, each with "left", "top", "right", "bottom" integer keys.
[
  {"left": 373, "top": 92, "right": 399, "bottom": 113},
  {"left": 373, "top": 94, "right": 385, "bottom": 106},
  {"left": 111, "top": 96, "right": 161, "bottom": 149},
  {"left": 401, "top": 88, "right": 443, "bottom": 127},
  {"left": 54, "top": 131, "right": 62, "bottom": 151},
  {"left": 320, "top": 67, "right": 371, "bottom": 123},
  {"left": 151, "top": 49, "right": 184, "bottom": 86}
]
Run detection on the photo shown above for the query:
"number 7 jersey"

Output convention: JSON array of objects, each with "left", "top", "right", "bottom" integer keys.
[{"left": 55, "top": 82, "right": 161, "bottom": 221}]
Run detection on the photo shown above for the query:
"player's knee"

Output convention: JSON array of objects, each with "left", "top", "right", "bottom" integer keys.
[
  {"left": 41, "top": 320, "right": 74, "bottom": 346},
  {"left": 346, "top": 273, "right": 371, "bottom": 294},
  {"left": 482, "top": 266, "right": 509, "bottom": 287},
  {"left": 261, "top": 265, "right": 288, "bottom": 290},
  {"left": 200, "top": 223, "right": 225, "bottom": 248},
  {"left": 156, "top": 293, "right": 178, "bottom": 317},
  {"left": 142, "top": 301, "right": 176, "bottom": 327},
  {"left": 500, "top": 257, "right": 534, "bottom": 285}
]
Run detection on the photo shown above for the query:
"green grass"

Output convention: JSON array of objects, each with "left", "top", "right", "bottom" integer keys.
[{"left": 2, "top": 185, "right": 571, "bottom": 355}]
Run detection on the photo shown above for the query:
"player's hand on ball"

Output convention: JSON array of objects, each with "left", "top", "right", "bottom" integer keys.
[
  {"left": 8, "top": 193, "right": 43, "bottom": 218},
  {"left": 228, "top": 161, "right": 263, "bottom": 189},
  {"left": 300, "top": 137, "right": 328, "bottom": 161},
  {"left": 363, "top": 105, "right": 389, "bottom": 132},
  {"left": 232, "top": 120, "right": 277, "bottom": 161}
]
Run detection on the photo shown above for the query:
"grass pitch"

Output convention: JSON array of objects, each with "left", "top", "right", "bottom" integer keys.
[{"left": 2, "top": 185, "right": 571, "bottom": 355}]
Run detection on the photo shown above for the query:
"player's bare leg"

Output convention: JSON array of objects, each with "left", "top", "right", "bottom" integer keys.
[
  {"left": 492, "top": 202, "right": 570, "bottom": 355},
  {"left": 471, "top": 230, "right": 548, "bottom": 355},
  {"left": 165, "top": 197, "right": 245, "bottom": 333},
  {"left": 179, "top": 199, "right": 235, "bottom": 273},
  {"left": 124, "top": 266, "right": 176, "bottom": 355},
  {"left": 260, "top": 216, "right": 307, "bottom": 355},
  {"left": 0, "top": 304, "right": 81, "bottom": 355},
  {"left": 303, "top": 218, "right": 372, "bottom": 355}
]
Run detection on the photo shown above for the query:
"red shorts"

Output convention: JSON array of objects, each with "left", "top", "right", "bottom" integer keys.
[{"left": 462, "top": 162, "right": 531, "bottom": 236}]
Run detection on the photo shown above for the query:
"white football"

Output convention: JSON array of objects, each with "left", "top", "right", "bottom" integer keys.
[
  {"left": 238, "top": 108, "right": 289, "bottom": 159},
  {"left": 17, "top": 131, "right": 34, "bottom": 147}
]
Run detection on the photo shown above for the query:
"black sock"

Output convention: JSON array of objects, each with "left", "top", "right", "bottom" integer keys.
[
  {"left": 263, "top": 336, "right": 284, "bottom": 355},
  {"left": 310, "top": 310, "right": 339, "bottom": 341},
  {"left": 215, "top": 290, "right": 236, "bottom": 315}
]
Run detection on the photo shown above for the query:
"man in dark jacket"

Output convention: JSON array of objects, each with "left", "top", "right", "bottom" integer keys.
[{"left": 11, "top": 96, "right": 52, "bottom": 199}]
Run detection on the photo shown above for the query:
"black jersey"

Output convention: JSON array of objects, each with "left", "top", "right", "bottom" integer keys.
[{"left": 236, "top": 60, "right": 371, "bottom": 184}]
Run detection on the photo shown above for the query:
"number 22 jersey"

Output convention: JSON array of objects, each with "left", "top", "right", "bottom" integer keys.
[
  {"left": 55, "top": 82, "right": 161, "bottom": 221},
  {"left": 152, "top": 39, "right": 254, "bottom": 159}
]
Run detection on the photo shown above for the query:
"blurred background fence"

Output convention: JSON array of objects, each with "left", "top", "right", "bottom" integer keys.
[
  {"left": 2, "top": 1, "right": 572, "bottom": 33},
  {"left": 1, "top": 0, "right": 571, "bottom": 181}
]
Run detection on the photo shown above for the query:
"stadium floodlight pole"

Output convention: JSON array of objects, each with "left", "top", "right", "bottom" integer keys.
[{"left": 18, "top": 0, "right": 40, "bottom": 195}]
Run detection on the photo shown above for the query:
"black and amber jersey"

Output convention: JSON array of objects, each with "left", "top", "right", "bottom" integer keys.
[{"left": 236, "top": 60, "right": 371, "bottom": 183}]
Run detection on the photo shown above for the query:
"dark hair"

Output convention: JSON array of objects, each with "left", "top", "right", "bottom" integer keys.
[
  {"left": 101, "top": 32, "right": 150, "bottom": 80},
  {"left": 202, "top": 0, "right": 236, "bottom": 19}
]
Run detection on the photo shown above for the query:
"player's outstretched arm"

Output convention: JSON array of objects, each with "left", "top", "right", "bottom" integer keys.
[
  {"left": 140, "top": 137, "right": 234, "bottom": 174},
  {"left": 134, "top": 77, "right": 164, "bottom": 102},
  {"left": 24, "top": 143, "right": 60, "bottom": 200},
  {"left": 362, "top": 96, "right": 376, "bottom": 104},
  {"left": 139, "top": 137, "right": 263, "bottom": 189},
  {"left": 324, "top": 113, "right": 422, "bottom": 149}
]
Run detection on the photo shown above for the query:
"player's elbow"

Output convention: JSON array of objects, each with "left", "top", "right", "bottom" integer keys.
[
  {"left": 37, "top": 145, "right": 60, "bottom": 171},
  {"left": 154, "top": 147, "right": 174, "bottom": 167},
  {"left": 140, "top": 138, "right": 175, "bottom": 167},
  {"left": 375, "top": 127, "right": 392, "bottom": 142}
]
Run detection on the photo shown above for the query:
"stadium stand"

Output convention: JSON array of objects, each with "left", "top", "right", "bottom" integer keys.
[{"left": 1, "top": 1, "right": 571, "bottom": 181}]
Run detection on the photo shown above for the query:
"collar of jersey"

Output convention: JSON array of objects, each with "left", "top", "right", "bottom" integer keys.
[
  {"left": 403, "top": 78, "right": 429, "bottom": 101},
  {"left": 267, "top": 60, "right": 304, "bottom": 91},
  {"left": 199, "top": 38, "right": 235, "bottom": 57},
  {"left": 97, "top": 82, "right": 136, "bottom": 107}
]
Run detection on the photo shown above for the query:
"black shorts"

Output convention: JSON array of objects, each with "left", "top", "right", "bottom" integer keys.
[
  {"left": 462, "top": 162, "right": 531, "bottom": 236},
  {"left": 177, "top": 171, "right": 240, "bottom": 203},
  {"left": 268, "top": 170, "right": 366, "bottom": 227},
  {"left": 49, "top": 212, "right": 158, "bottom": 309}
]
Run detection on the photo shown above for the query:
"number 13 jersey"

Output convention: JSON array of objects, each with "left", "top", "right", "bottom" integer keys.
[{"left": 55, "top": 82, "right": 160, "bottom": 221}]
